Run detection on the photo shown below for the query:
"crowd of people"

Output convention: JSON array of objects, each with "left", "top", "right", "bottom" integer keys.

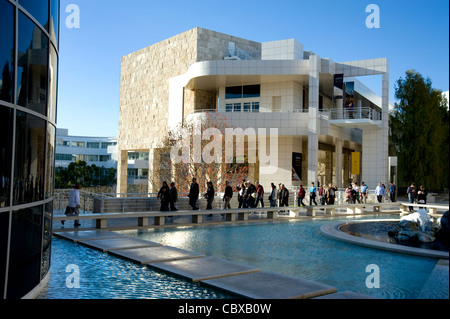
[{"left": 156, "top": 178, "right": 415, "bottom": 212}]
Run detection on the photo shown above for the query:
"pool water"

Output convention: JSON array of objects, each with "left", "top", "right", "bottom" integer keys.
[
  {"left": 121, "top": 215, "right": 448, "bottom": 299},
  {"left": 36, "top": 237, "right": 235, "bottom": 299}
]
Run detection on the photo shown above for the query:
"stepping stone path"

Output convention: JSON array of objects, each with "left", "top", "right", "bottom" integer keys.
[{"left": 54, "top": 230, "right": 373, "bottom": 299}]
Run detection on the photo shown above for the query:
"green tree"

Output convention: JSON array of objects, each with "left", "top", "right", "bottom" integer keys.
[
  {"left": 390, "top": 70, "right": 449, "bottom": 190},
  {"left": 55, "top": 160, "right": 117, "bottom": 188}
]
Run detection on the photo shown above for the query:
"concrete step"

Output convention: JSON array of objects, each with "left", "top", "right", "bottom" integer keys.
[
  {"left": 109, "top": 245, "right": 205, "bottom": 264},
  {"left": 77, "top": 237, "right": 161, "bottom": 252},
  {"left": 202, "top": 271, "right": 337, "bottom": 299},
  {"left": 148, "top": 256, "right": 260, "bottom": 282},
  {"left": 53, "top": 230, "right": 126, "bottom": 242}
]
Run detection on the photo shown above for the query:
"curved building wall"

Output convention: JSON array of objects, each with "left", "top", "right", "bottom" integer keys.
[{"left": 0, "top": 0, "right": 59, "bottom": 299}]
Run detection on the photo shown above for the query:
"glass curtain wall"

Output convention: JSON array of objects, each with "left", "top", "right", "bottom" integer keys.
[{"left": 0, "top": 0, "right": 59, "bottom": 299}]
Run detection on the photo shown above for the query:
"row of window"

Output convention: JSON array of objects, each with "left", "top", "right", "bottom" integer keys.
[
  {"left": 225, "top": 102, "right": 260, "bottom": 112},
  {"left": 57, "top": 141, "right": 117, "bottom": 149},
  {"left": 55, "top": 154, "right": 112, "bottom": 162}
]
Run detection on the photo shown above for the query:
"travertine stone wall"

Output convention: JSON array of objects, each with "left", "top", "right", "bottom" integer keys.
[{"left": 118, "top": 27, "right": 261, "bottom": 193}]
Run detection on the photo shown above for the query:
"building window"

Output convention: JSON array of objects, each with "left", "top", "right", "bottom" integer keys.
[
  {"left": 225, "top": 85, "right": 260, "bottom": 99},
  {"left": 233, "top": 103, "right": 241, "bottom": 112},
  {"left": 243, "top": 102, "right": 251, "bottom": 112},
  {"left": 0, "top": 0, "right": 15, "bottom": 104},
  {"left": 13, "top": 111, "right": 46, "bottom": 205},
  {"left": 85, "top": 155, "right": 99, "bottom": 162},
  {"left": 0, "top": 105, "right": 14, "bottom": 207},
  {"left": 16, "top": 11, "right": 49, "bottom": 115},
  {"left": 252, "top": 102, "right": 259, "bottom": 112},
  {"left": 87, "top": 142, "right": 100, "bottom": 149},
  {"left": 99, "top": 155, "right": 111, "bottom": 162},
  {"left": 72, "top": 141, "right": 85, "bottom": 148},
  {"left": 225, "top": 104, "right": 232, "bottom": 112},
  {"left": 101, "top": 142, "right": 115, "bottom": 149},
  {"left": 55, "top": 154, "right": 73, "bottom": 161},
  {"left": 18, "top": 0, "right": 49, "bottom": 31}
]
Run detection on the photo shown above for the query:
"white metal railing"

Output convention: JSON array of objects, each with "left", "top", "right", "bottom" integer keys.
[{"left": 329, "top": 107, "right": 381, "bottom": 121}]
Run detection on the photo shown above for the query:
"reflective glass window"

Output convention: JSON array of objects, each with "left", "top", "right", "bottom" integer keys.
[
  {"left": 45, "top": 123, "right": 55, "bottom": 199},
  {"left": 13, "top": 111, "right": 46, "bottom": 205},
  {"left": 41, "top": 201, "right": 53, "bottom": 280},
  {"left": 225, "top": 104, "right": 232, "bottom": 112},
  {"left": 243, "top": 85, "right": 260, "bottom": 98},
  {"left": 225, "top": 86, "right": 241, "bottom": 99},
  {"left": 50, "top": 0, "right": 59, "bottom": 46},
  {"left": 0, "top": 211, "right": 9, "bottom": 299},
  {"left": 18, "top": 0, "right": 49, "bottom": 31},
  {"left": 0, "top": 0, "right": 15, "bottom": 103},
  {"left": 48, "top": 44, "right": 58, "bottom": 123},
  {"left": 17, "top": 11, "right": 49, "bottom": 115},
  {"left": 0, "top": 105, "right": 14, "bottom": 207},
  {"left": 8, "top": 205, "right": 43, "bottom": 299}
]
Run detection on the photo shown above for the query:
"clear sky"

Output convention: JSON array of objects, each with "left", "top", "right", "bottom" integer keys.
[{"left": 57, "top": 0, "right": 449, "bottom": 137}]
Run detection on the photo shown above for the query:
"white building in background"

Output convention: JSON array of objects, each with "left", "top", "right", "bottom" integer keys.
[{"left": 55, "top": 128, "right": 118, "bottom": 169}]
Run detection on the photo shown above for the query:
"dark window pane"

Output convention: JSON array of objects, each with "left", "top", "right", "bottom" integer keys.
[
  {"left": 225, "top": 86, "right": 242, "bottom": 99},
  {"left": 7, "top": 205, "right": 43, "bottom": 299},
  {"left": 18, "top": 0, "right": 49, "bottom": 31},
  {"left": 0, "top": 105, "right": 14, "bottom": 207},
  {"left": 41, "top": 201, "right": 53, "bottom": 280},
  {"left": 48, "top": 44, "right": 57, "bottom": 123},
  {"left": 0, "top": 0, "right": 15, "bottom": 103},
  {"left": 17, "top": 11, "right": 49, "bottom": 115},
  {"left": 45, "top": 123, "right": 55, "bottom": 198},
  {"left": 0, "top": 211, "right": 9, "bottom": 299},
  {"left": 50, "top": 0, "right": 59, "bottom": 46},
  {"left": 243, "top": 85, "right": 260, "bottom": 98},
  {"left": 13, "top": 111, "right": 46, "bottom": 205}
]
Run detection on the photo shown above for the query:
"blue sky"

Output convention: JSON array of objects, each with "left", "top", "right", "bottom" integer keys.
[{"left": 57, "top": 0, "right": 449, "bottom": 137}]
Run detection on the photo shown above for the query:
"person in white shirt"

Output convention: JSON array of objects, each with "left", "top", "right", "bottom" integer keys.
[
  {"left": 62, "top": 184, "right": 82, "bottom": 227},
  {"left": 375, "top": 182, "right": 385, "bottom": 203}
]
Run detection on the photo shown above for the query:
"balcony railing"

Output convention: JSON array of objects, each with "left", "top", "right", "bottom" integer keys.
[{"left": 329, "top": 107, "right": 381, "bottom": 121}]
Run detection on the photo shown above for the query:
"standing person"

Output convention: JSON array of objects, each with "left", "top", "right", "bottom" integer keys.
[
  {"left": 309, "top": 182, "right": 318, "bottom": 206},
  {"left": 352, "top": 182, "right": 360, "bottom": 203},
  {"left": 245, "top": 181, "right": 256, "bottom": 208},
  {"left": 157, "top": 181, "right": 170, "bottom": 211},
  {"left": 255, "top": 181, "right": 264, "bottom": 207},
  {"left": 188, "top": 177, "right": 199, "bottom": 210},
  {"left": 169, "top": 182, "right": 178, "bottom": 211},
  {"left": 326, "top": 183, "right": 337, "bottom": 205},
  {"left": 281, "top": 184, "right": 289, "bottom": 207},
  {"left": 269, "top": 183, "right": 277, "bottom": 207},
  {"left": 360, "top": 182, "right": 368, "bottom": 204},
  {"left": 407, "top": 183, "right": 416, "bottom": 212},
  {"left": 375, "top": 182, "right": 385, "bottom": 203},
  {"left": 277, "top": 183, "right": 283, "bottom": 207},
  {"left": 389, "top": 182, "right": 396, "bottom": 202},
  {"left": 318, "top": 184, "right": 325, "bottom": 205},
  {"left": 223, "top": 181, "right": 233, "bottom": 209},
  {"left": 345, "top": 185, "right": 353, "bottom": 204},
  {"left": 297, "top": 185, "right": 306, "bottom": 207},
  {"left": 417, "top": 185, "right": 428, "bottom": 209},
  {"left": 62, "top": 183, "right": 82, "bottom": 227},
  {"left": 205, "top": 181, "right": 215, "bottom": 217},
  {"left": 237, "top": 181, "right": 245, "bottom": 208}
]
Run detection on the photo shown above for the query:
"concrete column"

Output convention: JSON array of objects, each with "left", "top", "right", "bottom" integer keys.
[
  {"left": 307, "top": 55, "right": 320, "bottom": 185},
  {"left": 116, "top": 150, "right": 128, "bottom": 194},
  {"left": 381, "top": 70, "right": 389, "bottom": 184},
  {"left": 335, "top": 139, "right": 342, "bottom": 188}
]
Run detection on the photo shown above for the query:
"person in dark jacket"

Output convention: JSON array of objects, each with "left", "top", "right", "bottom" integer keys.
[
  {"left": 205, "top": 181, "right": 215, "bottom": 216},
  {"left": 255, "top": 181, "right": 264, "bottom": 207},
  {"left": 223, "top": 181, "right": 233, "bottom": 209},
  {"left": 157, "top": 181, "right": 170, "bottom": 211},
  {"left": 169, "top": 182, "right": 178, "bottom": 211},
  {"left": 188, "top": 178, "right": 199, "bottom": 210}
]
